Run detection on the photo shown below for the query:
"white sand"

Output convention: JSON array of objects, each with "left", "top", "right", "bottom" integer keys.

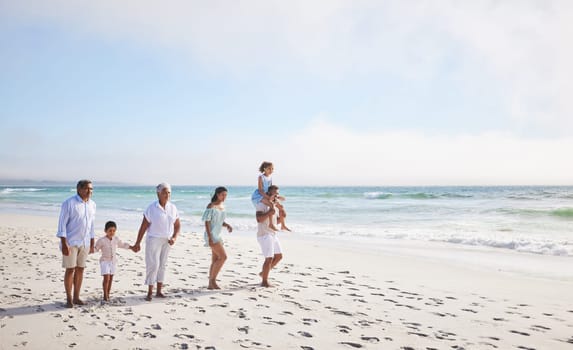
[{"left": 1, "top": 213, "right": 572, "bottom": 349}]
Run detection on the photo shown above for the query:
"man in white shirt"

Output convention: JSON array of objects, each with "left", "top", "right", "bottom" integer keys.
[
  {"left": 56, "top": 179, "right": 96, "bottom": 308},
  {"left": 256, "top": 185, "right": 283, "bottom": 287},
  {"left": 133, "top": 182, "right": 181, "bottom": 301}
]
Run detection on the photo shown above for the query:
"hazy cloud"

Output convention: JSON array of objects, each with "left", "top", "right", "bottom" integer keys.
[{"left": 3, "top": 1, "right": 573, "bottom": 134}]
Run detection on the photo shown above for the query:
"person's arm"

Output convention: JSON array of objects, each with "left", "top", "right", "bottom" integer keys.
[
  {"left": 256, "top": 208, "right": 276, "bottom": 223},
  {"left": 89, "top": 202, "right": 96, "bottom": 254},
  {"left": 223, "top": 222, "right": 233, "bottom": 233},
  {"left": 169, "top": 218, "right": 181, "bottom": 245},
  {"left": 117, "top": 237, "right": 131, "bottom": 250},
  {"left": 133, "top": 216, "right": 150, "bottom": 252},
  {"left": 56, "top": 202, "right": 70, "bottom": 256}
]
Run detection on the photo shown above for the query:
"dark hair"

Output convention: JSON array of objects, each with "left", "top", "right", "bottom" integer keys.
[
  {"left": 267, "top": 185, "right": 279, "bottom": 194},
  {"left": 76, "top": 179, "right": 92, "bottom": 190},
  {"left": 211, "top": 186, "right": 228, "bottom": 203},
  {"left": 105, "top": 221, "right": 117, "bottom": 231},
  {"left": 258, "top": 161, "right": 273, "bottom": 173}
]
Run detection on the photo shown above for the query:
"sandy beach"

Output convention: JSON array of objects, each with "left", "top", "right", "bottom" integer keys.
[{"left": 1, "top": 213, "right": 572, "bottom": 349}]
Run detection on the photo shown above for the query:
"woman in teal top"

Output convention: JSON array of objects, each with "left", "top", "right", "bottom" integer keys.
[{"left": 202, "top": 186, "right": 233, "bottom": 290}]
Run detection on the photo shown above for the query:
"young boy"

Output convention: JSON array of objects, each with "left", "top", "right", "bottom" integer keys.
[{"left": 94, "top": 221, "right": 134, "bottom": 302}]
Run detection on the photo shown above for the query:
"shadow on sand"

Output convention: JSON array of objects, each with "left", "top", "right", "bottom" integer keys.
[{"left": 0, "top": 283, "right": 262, "bottom": 318}]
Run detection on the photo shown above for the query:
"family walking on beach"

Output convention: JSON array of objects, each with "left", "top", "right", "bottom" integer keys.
[{"left": 56, "top": 161, "right": 288, "bottom": 306}]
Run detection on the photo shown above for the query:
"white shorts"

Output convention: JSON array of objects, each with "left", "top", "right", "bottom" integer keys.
[
  {"left": 257, "top": 234, "right": 282, "bottom": 258},
  {"left": 100, "top": 261, "right": 116, "bottom": 275}
]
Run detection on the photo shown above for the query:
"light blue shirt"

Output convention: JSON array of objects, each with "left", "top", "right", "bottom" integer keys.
[
  {"left": 202, "top": 206, "right": 226, "bottom": 246},
  {"left": 56, "top": 194, "right": 96, "bottom": 247},
  {"left": 251, "top": 174, "right": 272, "bottom": 204}
]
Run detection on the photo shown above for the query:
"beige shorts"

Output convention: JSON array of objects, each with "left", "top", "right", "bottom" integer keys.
[{"left": 62, "top": 246, "right": 88, "bottom": 269}]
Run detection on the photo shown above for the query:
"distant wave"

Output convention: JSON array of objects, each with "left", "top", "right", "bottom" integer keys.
[
  {"left": 1, "top": 188, "right": 47, "bottom": 194},
  {"left": 401, "top": 193, "right": 439, "bottom": 199},
  {"left": 434, "top": 236, "right": 572, "bottom": 256},
  {"left": 119, "top": 207, "right": 144, "bottom": 213},
  {"left": 506, "top": 195, "right": 540, "bottom": 201},
  {"left": 363, "top": 192, "right": 392, "bottom": 199},
  {"left": 290, "top": 221, "right": 573, "bottom": 257},
  {"left": 363, "top": 192, "right": 463, "bottom": 200},
  {"left": 439, "top": 193, "right": 474, "bottom": 199},
  {"left": 550, "top": 208, "right": 573, "bottom": 219},
  {"left": 497, "top": 207, "right": 573, "bottom": 220}
]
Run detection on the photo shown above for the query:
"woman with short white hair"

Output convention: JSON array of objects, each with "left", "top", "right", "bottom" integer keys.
[{"left": 133, "top": 182, "right": 181, "bottom": 301}]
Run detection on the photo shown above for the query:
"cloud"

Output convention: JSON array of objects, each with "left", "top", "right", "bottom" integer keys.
[
  {"left": 1, "top": 118, "right": 571, "bottom": 185},
  {"left": 3, "top": 1, "right": 572, "bottom": 133},
  {"left": 272, "top": 119, "right": 573, "bottom": 186}
]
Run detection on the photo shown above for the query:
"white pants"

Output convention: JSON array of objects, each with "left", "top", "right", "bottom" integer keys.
[{"left": 145, "top": 236, "right": 171, "bottom": 285}]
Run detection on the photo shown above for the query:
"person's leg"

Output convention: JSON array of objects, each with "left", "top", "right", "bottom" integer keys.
[
  {"left": 62, "top": 246, "right": 80, "bottom": 307},
  {"left": 278, "top": 207, "right": 290, "bottom": 231},
  {"left": 156, "top": 240, "right": 171, "bottom": 297},
  {"left": 208, "top": 243, "right": 227, "bottom": 289},
  {"left": 261, "top": 257, "right": 273, "bottom": 287},
  {"left": 208, "top": 250, "right": 217, "bottom": 289},
  {"left": 258, "top": 234, "right": 274, "bottom": 286},
  {"left": 270, "top": 235, "right": 283, "bottom": 270},
  {"left": 72, "top": 246, "right": 88, "bottom": 305},
  {"left": 271, "top": 253, "right": 283, "bottom": 269},
  {"left": 146, "top": 285, "right": 154, "bottom": 301},
  {"left": 145, "top": 237, "right": 161, "bottom": 300},
  {"left": 102, "top": 274, "right": 110, "bottom": 301},
  {"left": 72, "top": 267, "right": 85, "bottom": 305},
  {"left": 64, "top": 268, "right": 74, "bottom": 307},
  {"left": 107, "top": 275, "right": 114, "bottom": 300},
  {"left": 107, "top": 262, "right": 117, "bottom": 300}
]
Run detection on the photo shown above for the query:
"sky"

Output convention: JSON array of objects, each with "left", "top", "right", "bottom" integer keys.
[{"left": 1, "top": 0, "right": 572, "bottom": 186}]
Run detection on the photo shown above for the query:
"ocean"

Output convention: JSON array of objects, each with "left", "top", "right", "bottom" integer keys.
[{"left": 1, "top": 185, "right": 572, "bottom": 257}]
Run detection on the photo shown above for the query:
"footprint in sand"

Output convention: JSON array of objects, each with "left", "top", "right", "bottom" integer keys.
[
  {"left": 360, "top": 336, "right": 380, "bottom": 343},
  {"left": 530, "top": 324, "right": 550, "bottom": 332},
  {"left": 339, "top": 342, "right": 363, "bottom": 348},
  {"left": 97, "top": 334, "right": 115, "bottom": 341},
  {"left": 174, "top": 333, "right": 195, "bottom": 340},
  {"left": 510, "top": 330, "right": 530, "bottom": 336},
  {"left": 302, "top": 318, "right": 318, "bottom": 325}
]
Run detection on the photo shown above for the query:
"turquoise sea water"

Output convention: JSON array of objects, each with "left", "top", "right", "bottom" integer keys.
[{"left": 1, "top": 185, "right": 572, "bottom": 256}]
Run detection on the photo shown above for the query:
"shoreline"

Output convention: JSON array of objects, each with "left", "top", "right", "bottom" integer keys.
[{"left": 1, "top": 213, "right": 573, "bottom": 349}]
